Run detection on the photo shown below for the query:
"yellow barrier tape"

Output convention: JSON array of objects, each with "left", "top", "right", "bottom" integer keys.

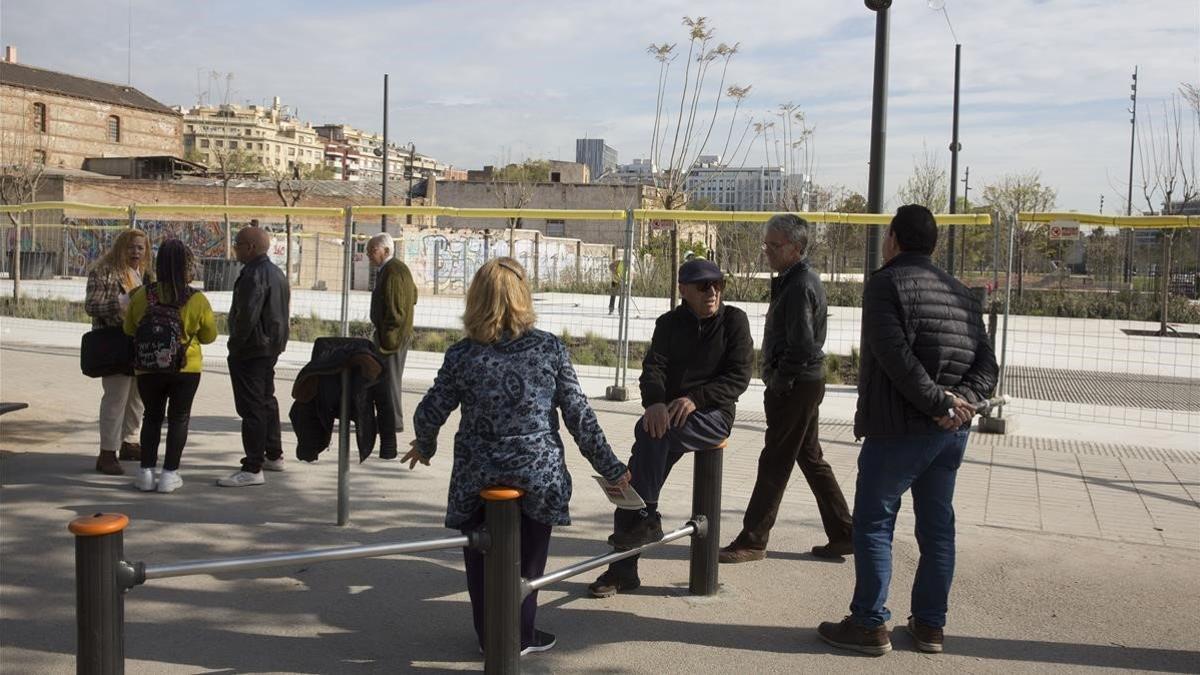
[
  {"left": 352, "top": 205, "right": 626, "bottom": 220},
  {"left": 0, "top": 201, "right": 130, "bottom": 216},
  {"left": 135, "top": 204, "right": 344, "bottom": 217},
  {"left": 634, "top": 210, "right": 992, "bottom": 226},
  {"left": 3, "top": 201, "right": 1009, "bottom": 226},
  {"left": 1017, "top": 212, "right": 1197, "bottom": 228}
]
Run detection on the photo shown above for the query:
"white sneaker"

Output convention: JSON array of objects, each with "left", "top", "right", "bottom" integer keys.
[
  {"left": 216, "top": 470, "right": 265, "bottom": 487},
  {"left": 156, "top": 470, "right": 183, "bottom": 493},
  {"left": 133, "top": 468, "right": 156, "bottom": 492},
  {"left": 262, "top": 457, "right": 285, "bottom": 472}
]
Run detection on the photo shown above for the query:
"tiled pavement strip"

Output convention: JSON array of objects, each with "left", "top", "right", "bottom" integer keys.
[{"left": 586, "top": 398, "right": 1200, "bottom": 551}]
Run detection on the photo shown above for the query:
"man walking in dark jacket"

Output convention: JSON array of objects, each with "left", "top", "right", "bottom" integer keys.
[
  {"left": 818, "top": 205, "right": 997, "bottom": 656},
  {"left": 721, "top": 214, "right": 853, "bottom": 564},
  {"left": 367, "top": 232, "right": 417, "bottom": 457},
  {"left": 589, "top": 259, "right": 753, "bottom": 598},
  {"left": 218, "top": 225, "right": 291, "bottom": 487}
]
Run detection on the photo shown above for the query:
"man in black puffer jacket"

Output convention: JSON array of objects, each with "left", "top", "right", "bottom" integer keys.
[
  {"left": 588, "top": 259, "right": 753, "bottom": 598},
  {"left": 819, "top": 205, "right": 997, "bottom": 657}
]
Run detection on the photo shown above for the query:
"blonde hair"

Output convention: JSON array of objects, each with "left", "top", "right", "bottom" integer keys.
[
  {"left": 94, "top": 228, "right": 149, "bottom": 276},
  {"left": 463, "top": 257, "right": 536, "bottom": 344}
]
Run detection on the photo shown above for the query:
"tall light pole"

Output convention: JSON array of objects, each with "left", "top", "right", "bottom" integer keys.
[
  {"left": 406, "top": 142, "right": 416, "bottom": 226},
  {"left": 1123, "top": 66, "right": 1138, "bottom": 284},
  {"left": 930, "top": 0, "right": 961, "bottom": 275},
  {"left": 381, "top": 73, "right": 389, "bottom": 233},
  {"left": 864, "top": 0, "right": 892, "bottom": 273}
]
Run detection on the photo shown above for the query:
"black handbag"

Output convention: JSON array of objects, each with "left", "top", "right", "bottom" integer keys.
[{"left": 81, "top": 326, "right": 133, "bottom": 378}]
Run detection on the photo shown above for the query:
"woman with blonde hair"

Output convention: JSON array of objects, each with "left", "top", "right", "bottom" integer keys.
[
  {"left": 404, "top": 257, "right": 629, "bottom": 656},
  {"left": 84, "top": 228, "right": 152, "bottom": 474}
]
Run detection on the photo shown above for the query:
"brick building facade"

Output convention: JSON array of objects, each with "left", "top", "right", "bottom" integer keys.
[{"left": 0, "top": 52, "right": 182, "bottom": 171}]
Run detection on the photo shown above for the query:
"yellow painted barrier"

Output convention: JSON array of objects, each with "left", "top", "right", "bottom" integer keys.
[
  {"left": 634, "top": 209, "right": 992, "bottom": 226},
  {"left": 14, "top": 201, "right": 1200, "bottom": 229},
  {"left": 135, "top": 204, "right": 344, "bottom": 218},
  {"left": 1017, "top": 212, "right": 1197, "bottom": 228},
  {"left": 0, "top": 201, "right": 130, "bottom": 217}
]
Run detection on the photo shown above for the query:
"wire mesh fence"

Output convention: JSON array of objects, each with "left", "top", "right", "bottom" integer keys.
[{"left": 2, "top": 201, "right": 1196, "bottom": 434}]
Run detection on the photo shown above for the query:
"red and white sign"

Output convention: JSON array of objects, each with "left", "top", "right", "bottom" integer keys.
[{"left": 1048, "top": 220, "right": 1080, "bottom": 241}]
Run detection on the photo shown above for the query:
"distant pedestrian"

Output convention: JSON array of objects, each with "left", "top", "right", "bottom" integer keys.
[
  {"left": 721, "top": 214, "right": 853, "bottom": 564},
  {"left": 366, "top": 232, "right": 417, "bottom": 457},
  {"left": 404, "top": 257, "right": 629, "bottom": 655},
  {"left": 218, "top": 225, "right": 290, "bottom": 487},
  {"left": 607, "top": 259, "right": 624, "bottom": 315},
  {"left": 818, "top": 205, "right": 997, "bottom": 656},
  {"left": 124, "top": 239, "right": 216, "bottom": 493},
  {"left": 84, "top": 228, "right": 152, "bottom": 475}
]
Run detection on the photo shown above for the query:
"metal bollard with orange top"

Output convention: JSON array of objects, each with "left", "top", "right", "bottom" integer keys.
[
  {"left": 481, "top": 487, "right": 523, "bottom": 675},
  {"left": 69, "top": 513, "right": 130, "bottom": 675}
]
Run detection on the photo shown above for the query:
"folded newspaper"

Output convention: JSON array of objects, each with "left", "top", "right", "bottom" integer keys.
[{"left": 593, "top": 475, "right": 646, "bottom": 509}]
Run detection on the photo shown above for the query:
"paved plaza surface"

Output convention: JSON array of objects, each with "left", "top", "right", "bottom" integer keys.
[{"left": 1, "top": 335, "right": 1198, "bottom": 673}]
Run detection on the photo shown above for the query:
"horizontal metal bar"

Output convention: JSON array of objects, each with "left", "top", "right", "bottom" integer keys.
[
  {"left": 140, "top": 535, "right": 470, "bottom": 581},
  {"left": 523, "top": 522, "right": 697, "bottom": 594}
]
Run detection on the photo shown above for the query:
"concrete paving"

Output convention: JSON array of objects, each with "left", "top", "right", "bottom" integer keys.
[{"left": 1, "top": 333, "right": 1198, "bottom": 673}]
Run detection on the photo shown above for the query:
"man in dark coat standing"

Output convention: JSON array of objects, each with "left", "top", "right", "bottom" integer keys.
[
  {"left": 818, "top": 205, "right": 998, "bottom": 656},
  {"left": 720, "top": 214, "right": 853, "bottom": 564},
  {"left": 366, "top": 232, "right": 418, "bottom": 457},
  {"left": 588, "top": 259, "right": 753, "bottom": 598},
  {"left": 219, "top": 224, "right": 291, "bottom": 487}
]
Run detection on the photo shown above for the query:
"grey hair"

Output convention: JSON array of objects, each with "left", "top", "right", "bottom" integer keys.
[
  {"left": 764, "top": 213, "right": 810, "bottom": 254},
  {"left": 368, "top": 232, "right": 394, "bottom": 254}
]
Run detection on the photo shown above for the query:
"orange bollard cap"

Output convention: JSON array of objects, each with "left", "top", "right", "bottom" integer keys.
[
  {"left": 480, "top": 487, "right": 524, "bottom": 501},
  {"left": 68, "top": 513, "right": 129, "bottom": 536}
]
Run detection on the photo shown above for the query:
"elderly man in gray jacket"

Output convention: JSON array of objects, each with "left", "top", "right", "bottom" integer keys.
[{"left": 720, "top": 214, "right": 853, "bottom": 563}]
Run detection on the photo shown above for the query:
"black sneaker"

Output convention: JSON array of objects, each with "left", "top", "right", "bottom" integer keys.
[
  {"left": 521, "top": 629, "right": 556, "bottom": 655},
  {"left": 607, "top": 512, "right": 663, "bottom": 550},
  {"left": 587, "top": 570, "right": 640, "bottom": 598}
]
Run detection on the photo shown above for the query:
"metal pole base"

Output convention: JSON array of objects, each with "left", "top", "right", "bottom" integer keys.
[{"left": 689, "top": 444, "right": 724, "bottom": 596}]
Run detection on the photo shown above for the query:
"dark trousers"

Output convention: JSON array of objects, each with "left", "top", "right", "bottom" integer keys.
[
  {"left": 734, "top": 380, "right": 852, "bottom": 550},
  {"left": 850, "top": 430, "right": 969, "bottom": 628},
  {"left": 608, "top": 281, "right": 619, "bottom": 313},
  {"left": 228, "top": 354, "right": 282, "bottom": 473},
  {"left": 371, "top": 338, "right": 410, "bottom": 450},
  {"left": 136, "top": 372, "right": 201, "bottom": 472},
  {"left": 610, "top": 407, "right": 730, "bottom": 577},
  {"left": 461, "top": 508, "right": 553, "bottom": 649}
]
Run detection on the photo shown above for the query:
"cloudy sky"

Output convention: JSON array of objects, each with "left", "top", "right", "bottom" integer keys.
[{"left": 2, "top": 0, "right": 1196, "bottom": 213}]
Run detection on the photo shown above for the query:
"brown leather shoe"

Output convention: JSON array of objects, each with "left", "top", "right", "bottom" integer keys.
[
  {"left": 907, "top": 617, "right": 944, "bottom": 653},
  {"left": 811, "top": 540, "right": 854, "bottom": 558},
  {"left": 817, "top": 617, "right": 892, "bottom": 656},
  {"left": 95, "top": 450, "right": 124, "bottom": 475},
  {"left": 118, "top": 442, "right": 141, "bottom": 461},
  {"left": 718, "top": 543, "right": 766, "bottom": 564}
]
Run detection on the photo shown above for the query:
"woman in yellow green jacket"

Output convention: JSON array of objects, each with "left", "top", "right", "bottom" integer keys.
[{"left": 123, "top": 239, "right": 217, "bottom": 493}]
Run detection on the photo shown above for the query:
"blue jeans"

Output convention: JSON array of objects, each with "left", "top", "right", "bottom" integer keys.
[{"left": 850, "top": 430, "right": 969, "bottom": 628}]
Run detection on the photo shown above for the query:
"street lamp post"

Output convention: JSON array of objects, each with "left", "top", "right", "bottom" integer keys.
[
  {"left": 406, "top": 142, "right": 416, "bottom": 226},
  {"left": 864, "top": 0, "right": 892, "bottom": 273},
  {"left": 381, "top": 73, "right": 389, "bottom": 233}
]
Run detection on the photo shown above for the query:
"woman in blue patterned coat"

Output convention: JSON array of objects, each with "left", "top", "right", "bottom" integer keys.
[{"left": 403, "top": 257, "right": 629, "bottom": 656}]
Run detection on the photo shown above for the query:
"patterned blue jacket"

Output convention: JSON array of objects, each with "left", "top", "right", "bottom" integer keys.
[{"left": 413, "top": 329, "right": 627, "bottom": 528}]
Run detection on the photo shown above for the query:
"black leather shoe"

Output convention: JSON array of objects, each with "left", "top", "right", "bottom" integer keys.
[
  {"left": 607, "top": 512, "right": 663, "bottom": 550},
  {"left": 587, "top": 570, "right": 640, "bottom": 598}
]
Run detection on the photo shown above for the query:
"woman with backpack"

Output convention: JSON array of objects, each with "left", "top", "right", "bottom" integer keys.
[
  {"left": 123, "top": 239, "right": 217, "bottom": 493},
  {"left": 84, "top": 228, "right": 152, "bottom": 475}
]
